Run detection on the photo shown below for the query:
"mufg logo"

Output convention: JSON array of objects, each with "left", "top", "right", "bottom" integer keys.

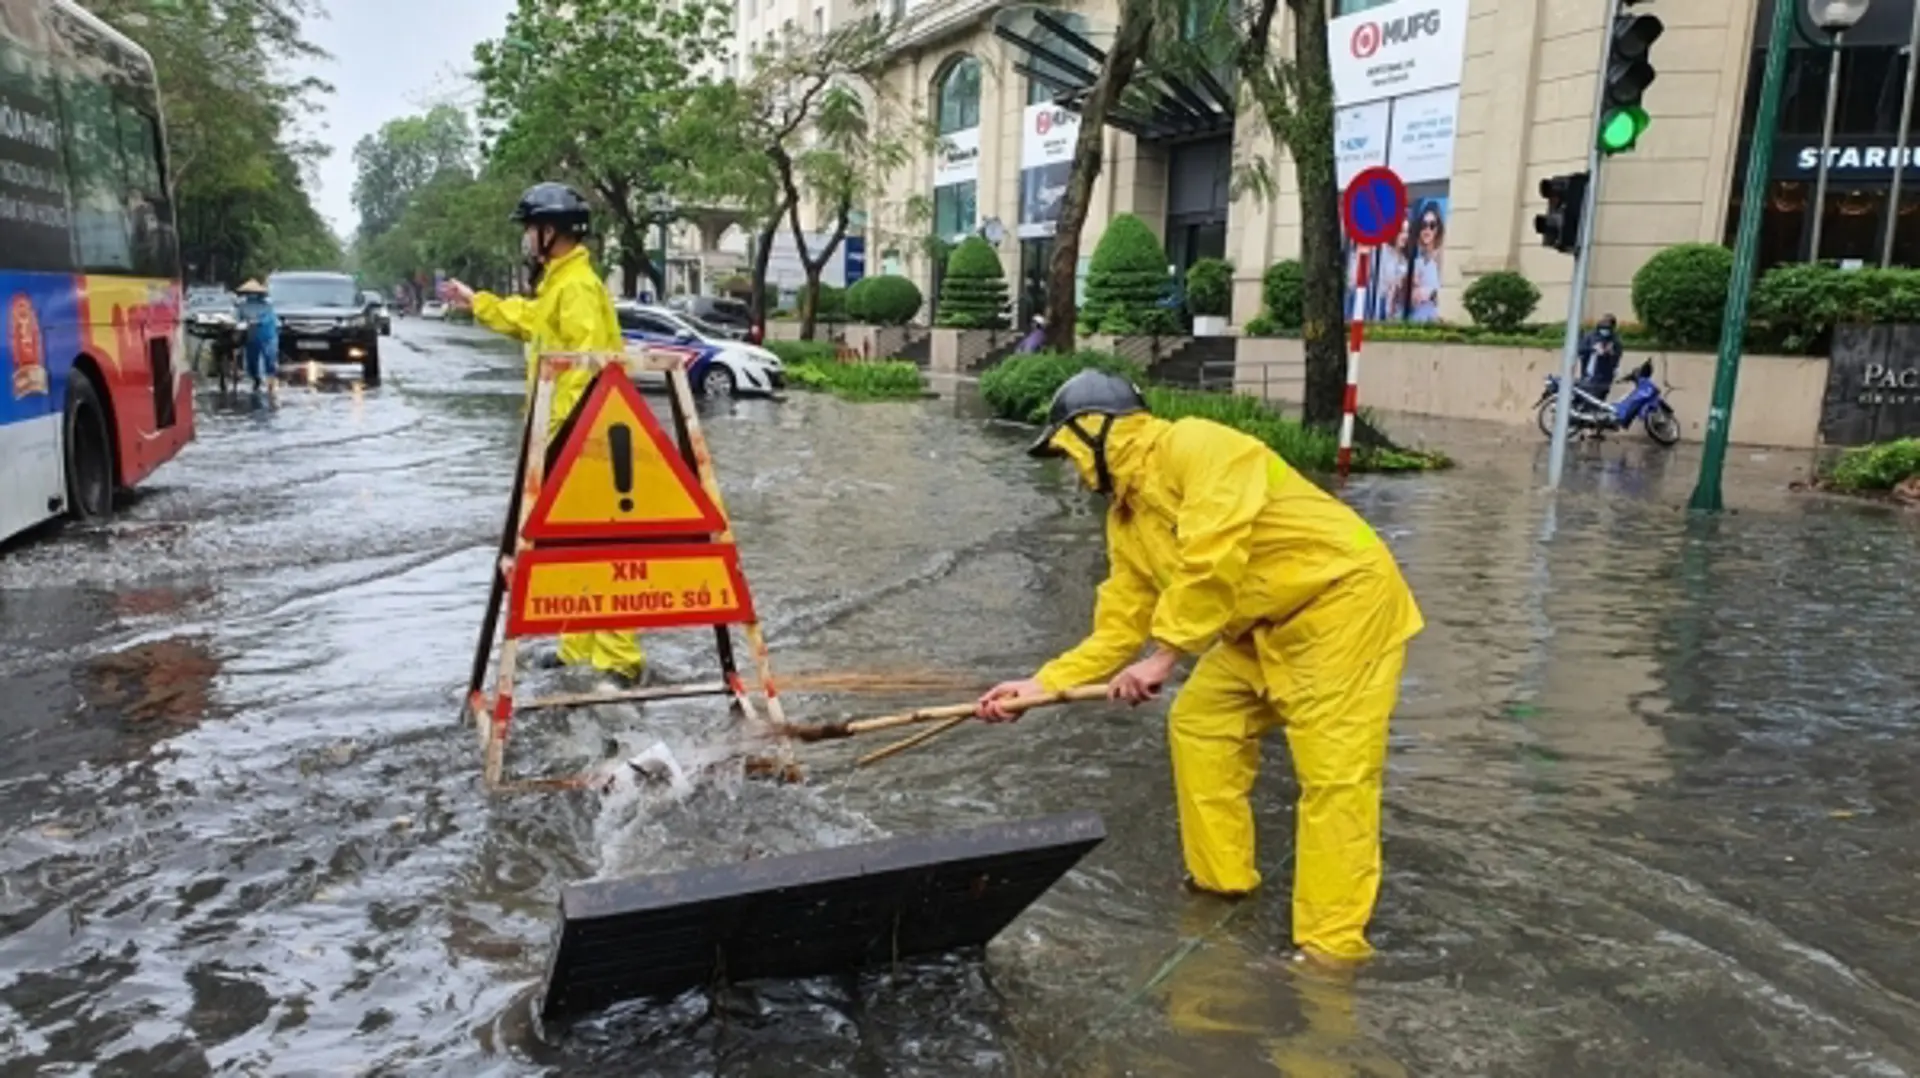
[{"left": 1350, "top": 8, "right": 1443, "bottom": 59}]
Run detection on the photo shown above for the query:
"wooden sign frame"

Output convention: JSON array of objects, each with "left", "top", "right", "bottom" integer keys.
[{"left": 465, "top": 349, "right": 785, "bottom": 790}]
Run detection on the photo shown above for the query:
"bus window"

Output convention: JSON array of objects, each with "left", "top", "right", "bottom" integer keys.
[
  {"left": 58, "top": 71, "right": 133, "bottom": 274},
  {"left": 116, "top": 102, "right": 173, "bottom": 278},
  {"left": 0, "top": 36, "right": 74, "bottom": 273}
]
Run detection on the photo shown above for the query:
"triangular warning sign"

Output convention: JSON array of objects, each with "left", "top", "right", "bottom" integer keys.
[{"left": 523, "top": 367, "right": 726, "bottom": 541}]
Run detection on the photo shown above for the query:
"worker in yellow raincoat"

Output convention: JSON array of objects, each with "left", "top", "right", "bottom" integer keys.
[
  {"left": 443, "top": 182, "right": 646, "bottom": 682},
  {"left": 978, "top": 370, "right": 1423, "bottom": 965}
]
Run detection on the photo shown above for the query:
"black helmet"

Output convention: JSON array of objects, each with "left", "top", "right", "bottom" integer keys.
[
  {"left": 511, "top": 182, "right": 592, "bottom": 237},
  {"left": 1028, "top": 369, "right": 1148, "bottom": 495}
]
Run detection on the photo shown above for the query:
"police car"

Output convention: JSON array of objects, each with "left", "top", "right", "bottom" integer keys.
[{"left": 614, "top": 301, "right": 783, "bottom": 398}]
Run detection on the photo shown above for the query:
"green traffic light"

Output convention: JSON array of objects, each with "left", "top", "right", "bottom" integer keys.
[{"left": 1598, "top": 106, "right": 1650, "bottom": 154}]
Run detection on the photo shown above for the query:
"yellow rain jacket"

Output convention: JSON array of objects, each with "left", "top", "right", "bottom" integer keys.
[
  {"left": 1036, "top": 413, "right": 1423, "bottom": 961},
  {"left": 471, "top": 246, "right": 645, "bottom": 680}
]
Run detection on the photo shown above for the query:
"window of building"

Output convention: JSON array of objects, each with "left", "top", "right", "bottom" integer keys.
[
  {"left": 935, "top": 55, "right": 981, "bottom": 135},
  {"left": 813, "top": 6, "right": 824, "bottom": 34},
  {"left": 933, "top": 181, "right": 977, "bottom": 240},
  {"left": 1335, "top": 0, "right": 1396, "bottom": 13}
]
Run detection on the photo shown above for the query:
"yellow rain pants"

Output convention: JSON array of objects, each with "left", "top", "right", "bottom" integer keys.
[
  {"left": 472, "top": 245, "right": 646, "bottom": 680},
  {"left": 1034, "top": 413, "right": 1423, "bottom": 961}
]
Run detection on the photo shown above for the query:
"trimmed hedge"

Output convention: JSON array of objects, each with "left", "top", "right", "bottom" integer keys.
[
  {"left": 1826, "top": 438, "right": 1920, "bottom": 493},
  {"left": 785, "top": 359, "right": 924, "bottom": 400},
  {"left": 1080, "top": 214, "right": 1177, "bottom": 336},
  {"left": 978, "top": 351, "right": 1447, "bottom": 473},
  {"left": 1463, "top": 271, "right": 1540, "bottom": 333},
  {"left": 763, "top": 339, "right": 839, "bottom": 365},
  {"left": 935, "top": 236, "right": 1010, "bottom": 328},
  {"left": 846, "top": 274, "right": 923, "bottom": 325},
  {"left": 1632, "top": 243, "right": 1733, "bottom": 350},
  {"left": 1751, "top": 263, "right": 1920, "bottom": 354},
  {"left": 1185, "top": 258, "right": 1234, "bottom": 318}
]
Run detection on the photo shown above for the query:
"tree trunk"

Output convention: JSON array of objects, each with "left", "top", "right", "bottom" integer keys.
[
  {"left": 790, "top": 196, "right": 851, "bottom": 343},
  {"left": 748, "top": 207, "right": 785, "bottom": 331},
  {"left": 1288, "top": 0, "right": 1346, "bottom": 428},
  {"left": 1042, "top": 0, "right": 1156, "bottom": 353}
]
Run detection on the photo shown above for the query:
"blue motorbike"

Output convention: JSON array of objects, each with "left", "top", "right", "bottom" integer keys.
[{"left": 1536, "top": 358, "right": 1680, "bottom": 446}]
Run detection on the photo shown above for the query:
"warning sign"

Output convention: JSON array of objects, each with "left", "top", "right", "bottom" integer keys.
[
  {"left": 524, "top": 367, "right": 725, "bottom": 541},
  {"left": 508, "top": 543, "right": 755, "bottom": 635}
]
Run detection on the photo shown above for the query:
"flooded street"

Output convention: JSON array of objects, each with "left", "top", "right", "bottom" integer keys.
[{"left": 3, "top": 321, "right": 1918, "bottom": 1076}]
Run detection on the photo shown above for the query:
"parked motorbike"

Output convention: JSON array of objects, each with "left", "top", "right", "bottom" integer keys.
[{"left": 1536, "top": 359, "right": 1681, "bottom": 446}]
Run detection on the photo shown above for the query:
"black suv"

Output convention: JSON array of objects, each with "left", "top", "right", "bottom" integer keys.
[{"left": 268, "top": 272, "right": 383, "bottom": 386}]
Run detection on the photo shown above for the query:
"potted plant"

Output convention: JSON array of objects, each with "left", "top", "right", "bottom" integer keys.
[{"left": 1185, "top": 257, "right": 1234, "bottom": 337}]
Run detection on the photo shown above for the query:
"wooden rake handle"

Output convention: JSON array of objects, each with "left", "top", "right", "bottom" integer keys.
[{"left": 851, "top": 684, "right": 1111, "bottom": 767}]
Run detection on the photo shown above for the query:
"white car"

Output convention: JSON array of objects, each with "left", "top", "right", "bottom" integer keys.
[
  {"left": 420, "top": 300, "right": 447, "bottom": 320},
  {"left": 614, "top": 302, "right": 784, "bottom": 398}
]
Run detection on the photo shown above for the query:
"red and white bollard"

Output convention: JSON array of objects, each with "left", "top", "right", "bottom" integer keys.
[{"left": 1336, "top": 250, "right": 1370, "bottom": 481}]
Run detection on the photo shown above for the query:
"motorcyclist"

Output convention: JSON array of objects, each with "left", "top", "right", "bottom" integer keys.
[
  {"left": 441, "top": 182, "right": 646, "bottom": 685},
  {"left": 1577, "top": 314, "right": 1623, "bottom": 408}
]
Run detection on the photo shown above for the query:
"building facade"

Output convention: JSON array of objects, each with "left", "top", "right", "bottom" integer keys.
[{"left": 808, "top": 0, "right": 1920, "bottom": 329}]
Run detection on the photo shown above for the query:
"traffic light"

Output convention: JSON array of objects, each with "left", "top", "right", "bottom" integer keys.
[
  {"left": 1534, "top": 171, "right": 1590, "bottom": 254},
  {"left": 1599, "top": 4, "right": 1663, "bottom": 154}
]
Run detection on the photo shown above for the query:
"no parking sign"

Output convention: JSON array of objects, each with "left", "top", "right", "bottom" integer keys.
[
  {"left": 1333, "top": 165, "right": 1406, "bottom": 482},
  {"left": 1341, "top": 166, "right": 1407, "bottom": 247}
]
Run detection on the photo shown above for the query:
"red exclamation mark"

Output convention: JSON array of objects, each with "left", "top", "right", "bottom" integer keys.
[{"left": 609, "top": 424, "right": 635, "bottom": 513}]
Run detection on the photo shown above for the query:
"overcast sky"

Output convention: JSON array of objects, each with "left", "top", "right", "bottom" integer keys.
[{"left": 292, "top": 0, "right": 518, "bottom": 237}]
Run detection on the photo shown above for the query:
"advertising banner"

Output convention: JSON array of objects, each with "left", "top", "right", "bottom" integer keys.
[
  {"left": 934, "top": 127, "right": 981, "bottom": 189},
  {"left": 1335, "top": 101, "right": 1392, "bottom": 188},
  {"left": 1328, "top": 0, "right": 1468, "bottom": 107},
  {"left": 1018, "top": 102, "right": 1079, "bottom": 238},
  {"left": 1386, "top": 85, "right": 1458, "bottom": 185}
]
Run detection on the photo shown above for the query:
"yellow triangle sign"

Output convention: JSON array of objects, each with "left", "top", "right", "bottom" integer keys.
[{"left": 523, "top": 367, "right": 726, "bottom": 541}]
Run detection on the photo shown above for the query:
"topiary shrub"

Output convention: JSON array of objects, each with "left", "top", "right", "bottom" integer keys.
[
  {"left": 1462, "top": 271, "right": 1541, "bottom": 333},
  {"left": 935, "top": 236, "right": 1010, "bottom": 328},
  {"left": 1080, "top": 213, "right": 1177, "bottom": 336},
  {"left": 1751, "top": 264, "right": 1920, "bottom": 354},
  {"left": 846, "top": 274, "right": 923, "bottom": 326},
  {"left": 978, "top": 350, "right": 1145, "bottom": 423},
  {"left": 1632, "top": 244, "right": 1733, "bottom": 350},
  {"left": 1184, "top": 258, "right": 1234, "bottom": 318},
  {"left": 1261, "top": 260, "right": 1305, "bottom": 330},
  {"left": 811, "top": 283, "right": 847, "bottom": 322}
]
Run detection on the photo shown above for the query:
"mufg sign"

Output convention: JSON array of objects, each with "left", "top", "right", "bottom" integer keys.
[{"left": 1823, "top": 325, "right": 1920, "bottom": 444}]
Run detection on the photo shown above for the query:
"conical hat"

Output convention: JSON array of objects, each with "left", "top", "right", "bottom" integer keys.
[{"left": 236, "top": 279, "right": 267, "bottom": 294}]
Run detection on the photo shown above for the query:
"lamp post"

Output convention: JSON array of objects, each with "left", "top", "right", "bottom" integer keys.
[
  {"left": 1807, "top": 0, "right": 1873, "bottom": 262},
  {"left": 1883, "top": 0, "right": 1920, "bottom": 266}
]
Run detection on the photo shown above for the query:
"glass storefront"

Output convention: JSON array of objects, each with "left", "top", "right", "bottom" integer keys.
[{"left": 1729, "top": 0, "right": 1920, "bottom": 267}]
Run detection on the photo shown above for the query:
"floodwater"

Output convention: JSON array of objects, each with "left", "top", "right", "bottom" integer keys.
[{"left": 2, "top": 321, "right": 1918, "bottom": 1076}]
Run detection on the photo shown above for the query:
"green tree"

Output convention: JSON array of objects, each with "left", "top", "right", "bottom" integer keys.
[
  {"left": 352, "top": 106, "right": 476, "bottom": 242},
  {"left": 1236, "top": 0, "right": 1346, "bottom": 426},
  {"left": 668, "top": 18, "right": 902, "bottom": 338},
  {"left": 473, "top": 0, "right": 732, "bottom": 297},
  {"left": 91, "top": 0, "right": 340, "bottom": 280}
]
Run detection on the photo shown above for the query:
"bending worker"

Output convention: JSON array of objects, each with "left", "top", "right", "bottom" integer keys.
[
  {"left": 443, "top": 182, "right": 645, "bottom": 683},
  {"left": 977, "top": 370, "right": 1424, "bottom": 966}
]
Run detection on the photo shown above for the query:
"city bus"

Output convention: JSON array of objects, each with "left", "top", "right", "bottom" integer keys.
[{"left": 0, "top": 0, "right": 192, "bottom": 544}]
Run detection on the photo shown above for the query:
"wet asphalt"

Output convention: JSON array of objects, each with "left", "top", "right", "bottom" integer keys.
[{"left": 1, "top": 318, "right": 1918, "bottom": 1076}]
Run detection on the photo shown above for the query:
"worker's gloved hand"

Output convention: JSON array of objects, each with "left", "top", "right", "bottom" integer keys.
[
  {"left": 977, "top": 678, "right": 1043, "bottom": 722},
  {"left": 442, "top": 279, "right": 476, "bottom": 308},
  {"left": 1110, "top": 647, "right": 1179, "bottom": 705}
]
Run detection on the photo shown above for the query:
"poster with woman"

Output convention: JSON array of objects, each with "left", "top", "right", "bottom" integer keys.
[{"left": 1405, "top": 196, "right": 1448, "bottom": 324}]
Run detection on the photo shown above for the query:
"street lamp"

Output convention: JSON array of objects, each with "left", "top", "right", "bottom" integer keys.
[{"left": 1807, "top": 0, "right": 1872, "bottom": 262}]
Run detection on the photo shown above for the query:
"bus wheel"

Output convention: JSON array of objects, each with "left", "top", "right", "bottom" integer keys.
[{"left": 64, "top": 374, "right": 114, "bottom": 522}]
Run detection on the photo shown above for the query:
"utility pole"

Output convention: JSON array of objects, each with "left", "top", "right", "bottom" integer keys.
[
  {"left": 1688, "top": 0, "right": 1801, "bottom": 512},
  {"left": 1545, "top": 0, "right": 1625, "bottom": 489}
]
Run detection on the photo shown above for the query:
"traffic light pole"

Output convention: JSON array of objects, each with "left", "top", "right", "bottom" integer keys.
[
  {"left": 1546, "top": 0, "right": 1624, "bottom": 490},
  {"left": 1687, "top": 0, "right": 1799, "bottom": 513}
]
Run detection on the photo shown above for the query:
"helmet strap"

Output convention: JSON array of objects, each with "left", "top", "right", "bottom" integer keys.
[{"left": 1064, "top": 414, "right": 1117, "bottom": 495}]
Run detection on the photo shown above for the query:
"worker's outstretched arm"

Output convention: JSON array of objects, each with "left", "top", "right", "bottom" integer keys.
[
  {"left": 471, "top": 292, "right": 536, "bottom": 341},
  {"left": 1150, "top": 421, "right": 1269, "bottom": 656},
  {"left": 1035, "top": 530, "right": 1157, "bottom": 693}
]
